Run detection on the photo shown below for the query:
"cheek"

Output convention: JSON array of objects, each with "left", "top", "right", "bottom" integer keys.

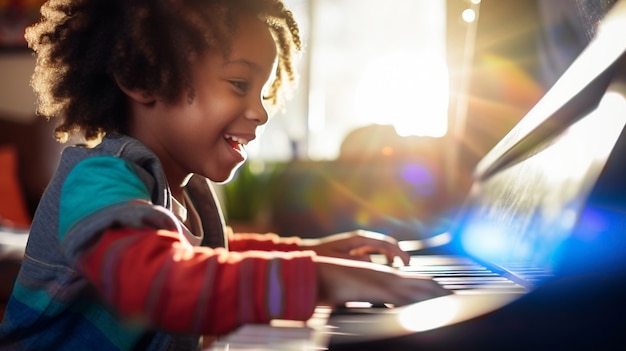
[
  {"left": 178, "top": 103, "right": 233, "bottom": 149},
  {"left": 171, "top": 88, "right": 242, "bottom": 147},
  {"left": 189, "top": 92, "right": 236, "bottom": 123},
  {"left": 177, "top": 100, "right": 218, "bottom": 130}
]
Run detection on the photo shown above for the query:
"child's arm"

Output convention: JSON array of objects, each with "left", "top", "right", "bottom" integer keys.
[
  {"left": 78, "top": 226, "right": 317, "bottom": 335},
  {"left": 227, "top": 226, "right": 302, "bottom": 251},
  {"left": 229, "top": 227, "right": 410, "bottom": 264}
]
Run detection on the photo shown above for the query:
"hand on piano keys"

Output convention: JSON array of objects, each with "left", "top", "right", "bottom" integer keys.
[
  {"left": 206, "top": 232, "right": 451, "bottom": 350},
  {"left": 314, "top": 255, "right": 451, "bottom": 308}
]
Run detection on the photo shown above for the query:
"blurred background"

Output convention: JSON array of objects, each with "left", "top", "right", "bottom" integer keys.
[
  {"left": 1, "top": 0, "right": 616, "bottom": 240},
  {"left": 220, "top": 0, "right": 611, "bottom": 239}
]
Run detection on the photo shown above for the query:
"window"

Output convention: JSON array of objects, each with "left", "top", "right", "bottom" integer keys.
[{"left": 249, "top": 0, "right": 449, "bottom": 161}]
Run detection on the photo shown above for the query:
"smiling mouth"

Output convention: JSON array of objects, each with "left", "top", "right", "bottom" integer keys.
[{"left": 224, "top": 134, "right": 250, "bottom": 151}]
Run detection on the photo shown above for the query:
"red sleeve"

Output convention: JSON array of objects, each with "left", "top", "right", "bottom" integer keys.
[
  {"left": 227, "top": 230, "right": 303, "bottom": 252},
  {"left": 78, "top": 227, "right": 317, "bottom": 335}
]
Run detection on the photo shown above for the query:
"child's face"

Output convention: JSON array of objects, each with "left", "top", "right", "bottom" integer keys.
[{"left": 140, "top": 16, "right": 278, "bottom": 184}]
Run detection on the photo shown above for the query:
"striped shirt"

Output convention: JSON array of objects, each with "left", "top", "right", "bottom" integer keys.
[{"left": 0, "top": 135, "right": 317, "bottom": 350}]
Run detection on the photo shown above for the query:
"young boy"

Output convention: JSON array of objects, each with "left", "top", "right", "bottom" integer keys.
[{"left": 0, "top": 0, "right": 448, "bottom": 350}]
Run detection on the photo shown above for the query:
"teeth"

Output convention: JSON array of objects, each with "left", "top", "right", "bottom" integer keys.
[{"left": 225, "top": 135, "right": 249, "bottom": 145}]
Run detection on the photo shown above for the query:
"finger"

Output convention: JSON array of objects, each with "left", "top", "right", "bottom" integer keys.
[
  {"left": 333, "top": 253, "right": 372, "bottom": 262},
  {"left": 349, "top": 254, "right": 375, "bottom": 262},
  {"left": 387, "top": 279, "right": 450, "bottom": 305},
  {"left": 403, "top": 276, "right": 451, "bottom": 299},
  {"left": 332, "top": 231, "right": 411, "bottom": 264},
  {"left": 348, "top": 246, "right": 407, "bottom": 266},
  {"left": 348, "top": 247, "right": 379, "bottom": 261},
  {"left": 356, "top": 231, "right": 408, "bottom": 252},
  {"left": 355, "top": 238, "right": 410, "bottom": 265}
]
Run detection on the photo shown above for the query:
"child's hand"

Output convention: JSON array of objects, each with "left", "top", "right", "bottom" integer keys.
[
  {"left": 300, "top": 230, "right": 410, "bottom": 265},
  {"left": 314, "top": 255, "right": 450, "bottom": 307}
]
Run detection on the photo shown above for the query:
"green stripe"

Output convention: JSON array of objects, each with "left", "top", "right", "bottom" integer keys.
[
  {"left": 59, "top": 156, "right": 151, "bottom": 240},
  {"left": 12, "top": 282, "right": 64, "bottom": 315}
]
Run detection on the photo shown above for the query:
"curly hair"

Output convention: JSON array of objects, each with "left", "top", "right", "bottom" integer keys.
[{"left": 25, "top": 0, "right": 302, "bottom": 142}]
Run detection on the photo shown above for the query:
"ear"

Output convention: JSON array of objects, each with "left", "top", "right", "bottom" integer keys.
[{"left": 114, "top": 76, "right": 157, "bottom": 105}]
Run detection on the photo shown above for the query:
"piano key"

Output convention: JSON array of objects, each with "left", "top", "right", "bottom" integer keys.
[
  {"left": 408, "top": 255, "right": 478, "bottom": 265},
  {"left": 433, "top": 276, "right": 511, "bottom": 282},
  {"left": 452, "top": 287, "right": 527, "bottom": 295},
  {"left": 405, "top": 271, "right": 501, "bottom": 277},
  {"left": 400, "top": 265, "right": 488, "bottom": 272},
  {"left": 441, "top": 282, "right": 523, "bottom": 290}
]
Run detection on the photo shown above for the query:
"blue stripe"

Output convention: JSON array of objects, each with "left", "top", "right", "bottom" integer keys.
[
  {"left": 267, "top": 259, "right": 284, "bottom": 318},
  {"left": 1, "top": 297, "right": 125, "bottom": 350},
  {"left": 10, "top": 283, "right": 144, "bottom": 350},
  {"left": 72, "top": 298, "right": 144, "bottom": 350}
]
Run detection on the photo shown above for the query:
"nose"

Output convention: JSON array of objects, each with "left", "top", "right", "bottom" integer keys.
[{"left": 244, "top": 96, "right": 270, "bottom": 126}]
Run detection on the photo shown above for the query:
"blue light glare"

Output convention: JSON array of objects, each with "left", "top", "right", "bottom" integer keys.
[
  {"left": 459, "top": 221, "right": 511, "bottom": 262},
  {"left": 558, "top": 205, "right": 626, "bottom": 275},
  {"left": 575, "top": 207, "right": 609, "bottom": 240}
]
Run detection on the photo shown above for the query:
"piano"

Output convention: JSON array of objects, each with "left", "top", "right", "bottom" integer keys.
[{"left": 206, "top": 0, "right": 626, "bottom": 350}]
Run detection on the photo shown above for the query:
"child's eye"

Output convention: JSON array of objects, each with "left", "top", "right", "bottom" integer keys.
[{"left": 230, "top": 80, "right": 249, "bottom": 94}]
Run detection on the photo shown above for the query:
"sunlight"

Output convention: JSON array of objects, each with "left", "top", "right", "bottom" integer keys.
[
  {"left": 398, "top": 296, "right": 459, "bottom": 332},
  {"left": 354, "top": 52, "right": 449, "bottom": 138}
]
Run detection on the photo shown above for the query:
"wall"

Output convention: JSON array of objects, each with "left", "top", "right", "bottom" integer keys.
[{"left": 0, "top": 52, "right": 37, "bottom": 122}]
